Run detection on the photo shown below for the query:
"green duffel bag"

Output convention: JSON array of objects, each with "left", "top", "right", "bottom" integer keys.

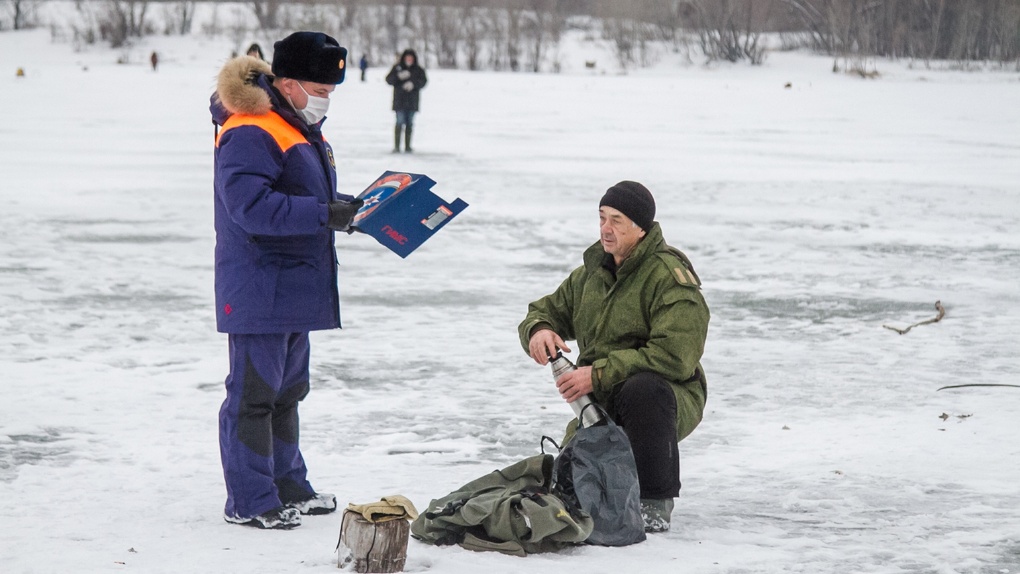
[{"left": 410, "top": 454, "right": 594, "bottom": 557}]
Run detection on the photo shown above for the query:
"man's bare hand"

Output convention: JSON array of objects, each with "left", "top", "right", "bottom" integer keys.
[
  {"left": 528, "top": 329, "right": 571, "bottom": 365},
  {"left": 555, "top": 366, "right": 593, "bottom": 403}
]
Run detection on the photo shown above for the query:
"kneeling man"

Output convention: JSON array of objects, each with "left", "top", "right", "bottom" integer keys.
[{"left": 519, "top": 181, "right": 710, "bottom": 533}]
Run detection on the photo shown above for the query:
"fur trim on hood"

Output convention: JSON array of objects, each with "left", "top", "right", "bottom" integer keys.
[{"left": 215, "top": 56, "right": 274, "bottom": 116}]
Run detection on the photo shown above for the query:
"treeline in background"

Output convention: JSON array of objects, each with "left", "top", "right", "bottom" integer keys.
[{"left": 4, "top": 0, "right": 1019, "bottom": 71}]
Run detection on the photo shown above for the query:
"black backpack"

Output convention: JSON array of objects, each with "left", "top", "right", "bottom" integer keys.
[{"left": 545, "top": 403, "right": 646, "bottom": 546}]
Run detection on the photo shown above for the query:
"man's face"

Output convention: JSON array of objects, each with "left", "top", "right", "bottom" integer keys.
[
  {"left": 403, "top": 54, "right": 414, "bottom": 67},
  {"left": 599, "top": 206, "right": 646, "bottom": 264},
  {"left": 280, "top": 78, "right": 335, "bottom": 110}
]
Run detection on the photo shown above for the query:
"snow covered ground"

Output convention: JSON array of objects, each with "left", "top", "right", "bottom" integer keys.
[{"left": 2, "top": 19, "right": 1019, "bottom": 574}]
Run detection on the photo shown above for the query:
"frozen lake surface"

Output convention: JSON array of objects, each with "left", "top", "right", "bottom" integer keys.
[{"left": 1, "top": 25, "right": 1019, "bottom": 574}]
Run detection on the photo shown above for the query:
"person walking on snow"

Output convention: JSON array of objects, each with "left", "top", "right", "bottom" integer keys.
[
  {"left": 246, "top": 42, "right": 265, "bottom": 61},
  {"left": 209, "top": 31, "right": 363, "bottom": 530},
  {"left": 519, "top": 181, "right": 710, "bottom": 533},
  {"left": 385, "top": 48, "right": 427, "bottom": 153}
]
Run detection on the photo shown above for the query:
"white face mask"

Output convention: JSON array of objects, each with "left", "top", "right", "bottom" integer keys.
[{"left": 293, "top": 82, "right": 330, "bottom": 125}]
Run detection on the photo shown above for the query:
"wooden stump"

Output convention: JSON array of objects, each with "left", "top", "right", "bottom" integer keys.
[{"left": 338, "top": 511, "right": 409, "bottom": 573}]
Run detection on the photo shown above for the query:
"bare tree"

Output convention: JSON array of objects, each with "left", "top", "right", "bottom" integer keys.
[
  {"left": 402, "top": 0, "right": 414, "bottom": 28},
  {"left": 460, "top": 3, "right": 487, "bottom": 70},
  {"left": 383, "top": 0, "right": 402, "bottom": 56},
  {"left": 651, "top": 0, "right": 694, "bottom": 53},
  {"left": 5, "top": 0, "right": 40, "bottom": 30},
  {"left": 163, "top": 1, "right": 196, "bottom": 36},
  {"left": 486, "top": 5, "right": 509, "bottom": 70},
  {"left": 431, "top": 4, "right": 462, "bottom": 68},
  {"left": 412, "top": 3, "right": 434, "bottom": 66},
  {"left": 70, "top": 0, "right": 101, "bottom": 48},
  {"left": 522, "top": 0, "right": 567, "bottom": 72},
  {"left": 944, "top": 1, "right": 986, "bottom": 61},
  {"left": 988, "top": 0, "right": 1020, "bottom": 64},
  {"left": 225, "top": 6, "right": 252, "bottom": 54},
  {"left": 601, "top": 16, "right": 637, "bottom": 69},
  {"left": 779, "top": 0, "right": 1020, "bottom": 64},
  {"left": 356, "top": 4, "right": 386, "bottom": 66},
  {"left": 99, "top": 0, "right": 151, "bottom": 48},
  {"left": 779, "top": 0, "right": 831, "bottom": 52},
  {"left": 594, "top": 0, "right": 671, "bottom": 69},
  {"left": 505, "top": 2, "right": 525, "bottom": 71},
  {"left": 251, "top": 0, "right": 281, "bottom": 30},
  {"left": 38, "top": 0, "right": 1018, "bottom": 68},
  {"left": 523, "top": 9, "right": 545, "bottom": 71},
  {"left": 291, "top": 1, "right": 348, "bottom": 36},
  {"left": 692, "top": 0, "right": 771, "bottom": 65}
]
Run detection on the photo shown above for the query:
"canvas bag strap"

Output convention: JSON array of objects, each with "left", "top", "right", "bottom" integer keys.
[{"left": 540, "top": 435, "right": 562, "bottom": 454}]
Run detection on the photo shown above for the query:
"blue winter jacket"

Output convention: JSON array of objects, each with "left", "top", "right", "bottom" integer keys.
[{"left": 211, "top": 57, "right": 355, "bottom": 334}]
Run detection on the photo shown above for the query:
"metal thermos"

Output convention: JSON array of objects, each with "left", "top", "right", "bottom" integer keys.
[{"left": 549, "top": 352, "right": 604, "bottom": 427}]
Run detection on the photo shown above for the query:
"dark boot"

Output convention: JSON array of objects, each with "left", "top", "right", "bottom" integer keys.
[
  {"left": 640, "top": 498, "right": 674, "bottom": 533},
  {"left": 393, "top": 125, "right": 402, "bottom": 153},
  {"left": 404, "top": 126, "right": 413, "bottom": 153}
]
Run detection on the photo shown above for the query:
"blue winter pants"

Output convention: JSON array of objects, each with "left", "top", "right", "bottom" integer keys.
[
  {"left": 219, "top": 332, "right": 315, "bottom": 519},
  {"left": 395, "top": 110, "right": 416, "bottom": 128}
]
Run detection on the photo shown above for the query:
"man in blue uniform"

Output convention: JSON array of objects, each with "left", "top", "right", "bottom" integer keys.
[{"left": 210, "top": 31, "right": 362, "bottom": 530}]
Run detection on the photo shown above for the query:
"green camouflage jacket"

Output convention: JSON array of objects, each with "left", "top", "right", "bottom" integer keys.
[{"left": 518, "top": 223, "right": 709, "bottom": 442}]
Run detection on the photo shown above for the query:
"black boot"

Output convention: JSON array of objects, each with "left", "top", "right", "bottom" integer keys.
[
  {"left": 404, "top": 126, "right": 413, "bottom": 153},
  {"left": 393, "top": 126, "right": 402, "bottom": 153}
]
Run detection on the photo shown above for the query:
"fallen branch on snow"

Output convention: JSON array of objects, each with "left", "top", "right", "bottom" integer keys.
[{"left": 883, "top": 300, "right": 945, "bottom": 335}]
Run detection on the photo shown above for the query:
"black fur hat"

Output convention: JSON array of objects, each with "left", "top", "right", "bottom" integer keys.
[
  {"left": 272, "top": 31, "right": 347, "bottom": 84},
  {"left": 599, "top": 181, "right": 656, "bottom": 231}
]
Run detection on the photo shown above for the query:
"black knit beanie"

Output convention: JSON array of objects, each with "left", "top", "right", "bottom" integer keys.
[
  {"left": 599, "top": 181, "right": 655, "bottom": 231},
  {"left": 272, "top": 31, "right": 348, "bottom": 84}
]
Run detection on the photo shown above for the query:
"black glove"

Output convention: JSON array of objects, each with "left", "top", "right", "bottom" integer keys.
[{"left": 326, "top": 198, "right": 364, "bottom": 232}]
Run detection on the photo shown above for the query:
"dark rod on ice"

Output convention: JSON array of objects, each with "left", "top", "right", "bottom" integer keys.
[{"left": 936, "top": 384, "right": 1020, "bottom": 392}]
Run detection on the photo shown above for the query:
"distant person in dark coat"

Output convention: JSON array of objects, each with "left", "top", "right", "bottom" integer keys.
[
  {"left": 385, "top": 48, "right": 427, "bottom": 153},
  {"left": 359, "top": 54, "right": 368, "bottom": 82},
  {"left": 150, "top": 51, "right": 158, "bottom": 71},
  {"left": 246, "top": 43, "right": 265, "bottom": 61}
]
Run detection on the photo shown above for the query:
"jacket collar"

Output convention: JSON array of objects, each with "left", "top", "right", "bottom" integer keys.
[{"left": 210, "top": 55, "right": 323, "bottom": 135}]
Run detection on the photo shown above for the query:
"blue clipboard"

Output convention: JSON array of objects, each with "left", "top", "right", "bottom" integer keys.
[{"left": 352, "top": 171, "right": 468, "bottom": 258}]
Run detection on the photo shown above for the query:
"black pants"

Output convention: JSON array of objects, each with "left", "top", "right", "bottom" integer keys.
[{"left": 610, "top": 372, "right": 681, "bottom": 499}]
